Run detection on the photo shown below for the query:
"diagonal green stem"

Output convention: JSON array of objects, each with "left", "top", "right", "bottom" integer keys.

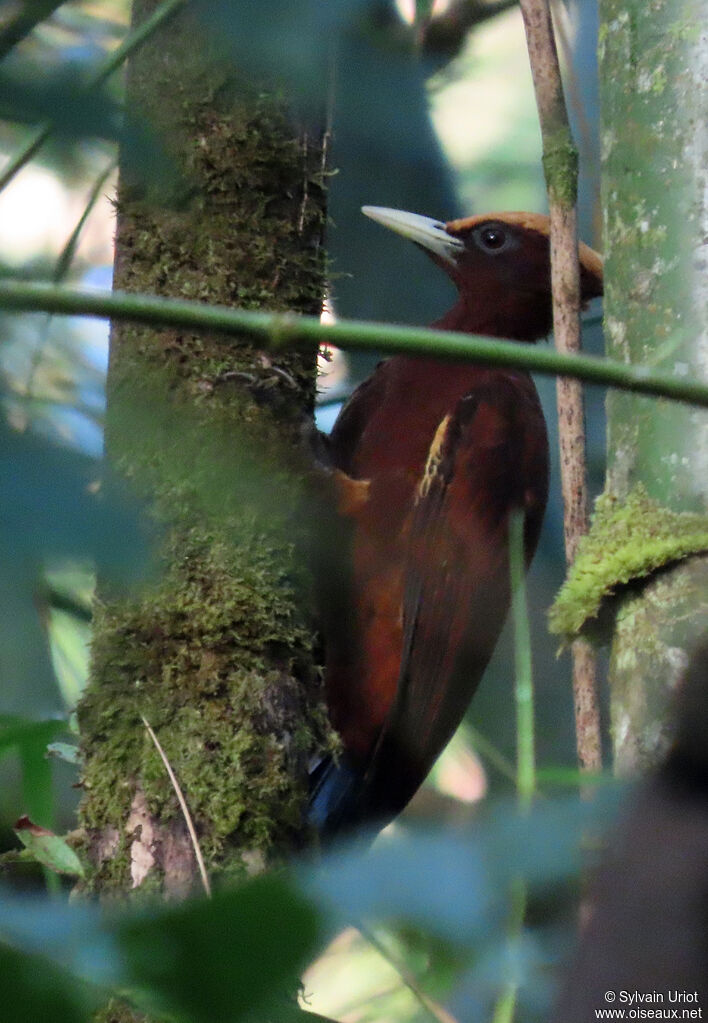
[
  {"left": 491, "top": 878, "right": 528, "bottom": 1023},
  {"left": 53, "top": 160, "right": 118, "bottom": 284},
  {"left": 357, "top": 922, "right": 454, "bottom": 1023},
  {"left": 465, "top": 725, "right": 517, "bottom": 785},
  {"left": 1, "top": 279, "right": 708, "bottom": 409},
  {"left": 509, "top": 510, "right": 535, "bottom": 811},
  {"left": 491, "top": 511, "right": 535, "bottom": 1023},
  {"left": 0, "top": 124, "right": 52, "bottom": 192}
]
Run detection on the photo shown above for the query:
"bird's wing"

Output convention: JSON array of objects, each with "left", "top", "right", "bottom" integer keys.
[
  {"left": 327, "top": 361, "right": 389, "bottom": 474},
  {"left": 362, "top": 380, "right": 532, "bottom": 821}
]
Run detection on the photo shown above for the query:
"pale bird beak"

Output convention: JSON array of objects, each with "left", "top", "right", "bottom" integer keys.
[{"left": 362, "top": 206, "right": 464, "bottom": 267}]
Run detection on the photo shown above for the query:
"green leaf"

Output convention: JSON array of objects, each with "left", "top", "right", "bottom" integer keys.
[
  {"left": 47, "top": 742, "right": 83, "bottom": 766},
  {"left": 13, "top": 817, "right": 84, "bottom": 877},
  {"left": 0, "top": 62, "right": 175, "bottom": 195},
  {"left": 0, "top": 0, "right": 185, "bottom": 192},
  {"left": 0, "top": 420, "right": 150, "bottom": 582}
]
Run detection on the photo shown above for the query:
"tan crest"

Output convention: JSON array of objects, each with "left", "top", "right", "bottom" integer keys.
[{"left": 445, "top": 211, "right": 603, "bottom": 280}]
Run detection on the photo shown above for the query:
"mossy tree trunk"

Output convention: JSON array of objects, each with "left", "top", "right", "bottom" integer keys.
[
  {"left": 599, "top": 0, "right": 708, "bottom": 773},
  {"left": 78, "top": 0, "right": 328, "bottom": 896}
]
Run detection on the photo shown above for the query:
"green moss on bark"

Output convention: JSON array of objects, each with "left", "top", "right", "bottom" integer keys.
[
  {"left": 550, "top": 485, "right": 708, "bottom": 639},
  {"left": 542, "top": 129, "right": 578, "bottom": 208},
  {"left": 80, "top": 523, "right": 324, "bottom": 890}
]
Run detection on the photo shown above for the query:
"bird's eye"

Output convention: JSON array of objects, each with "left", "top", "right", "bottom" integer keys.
[{"left": 478, "top": 226, "right": 507, "bottom": 251}]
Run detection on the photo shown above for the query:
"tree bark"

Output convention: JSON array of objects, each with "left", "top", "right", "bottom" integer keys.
[
  {"left": 78, "top": 0, "right": 328, "bottom": 895},
  {"left": 599, "top": 0, "right": 708, "bottom": 773}
]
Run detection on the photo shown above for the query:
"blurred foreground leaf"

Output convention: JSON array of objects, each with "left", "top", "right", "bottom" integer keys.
[
  {"left": 0, "top": 943, "right": 98, "bottom": 1023},
  {"left": 0, "top": 62, "right": 175, "bottom": 195},
  {"left": 0, "top": 419, "right": 149, "bottom": 583},
  {"left": 195, "top": 0, "right": 364, "bottom": 106},
  {"left": 193, "top": 0, "right": 458, "bottom": 327},
  {"left": 0, "top": 417, "right": 150, "bottom": 714},
  {"left": 0, "top": 67, "right": 122, "bottom": 140},
  {"left": 1, "top": 873, "right": 320, "bottom": 1022},
  {"left": 302, "top": 792, "right": 620, "bottom": 942},
  {"left": 0, "top": 790, "right": 623, "bottom": 1022},
  {"left": 118, "top": 875, "right": 321, "bottom": 1021},
  {"left": 0, "top": 1, "right": 66, "bottom": 61}
]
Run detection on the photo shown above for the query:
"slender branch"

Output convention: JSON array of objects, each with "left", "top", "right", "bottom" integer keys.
[
  {"left": 141, "top": 715, "right": 211, "bottom": 898},
  {"left": 519, "top": 0, "right": 602, "bottom": 774},
  {"left": 550, "top": 1, "right": 600, "bottom": 195},
  {"left": 0, "top": 279, "right": 707, "bottom": 408},
  {"left": 569, "top": 637, "right": 602, "bottom": 770},
  {"left": 357, "top": 923, "right": 460, "bottom": 1023},
  {"left": 0, "top": 0, "right": 186, "bottom": 193}
]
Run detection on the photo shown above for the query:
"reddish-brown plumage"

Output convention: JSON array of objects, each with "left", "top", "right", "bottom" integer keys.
[{"left": 310, "top": 208, "right": 603, "bottom": 836}]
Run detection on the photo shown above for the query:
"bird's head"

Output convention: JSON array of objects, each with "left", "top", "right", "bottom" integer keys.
[{"left": 362, "top": 206, "right": 603, "bottom": 342}]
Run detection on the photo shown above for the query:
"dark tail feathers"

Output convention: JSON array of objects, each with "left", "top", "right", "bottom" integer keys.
[{"left": 308, "top": 753, "right": 373, "bottom": 840}]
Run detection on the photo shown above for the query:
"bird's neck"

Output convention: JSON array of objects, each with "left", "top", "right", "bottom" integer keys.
[
  {"left": 432, "top": 299, "right": 483, "bottom": 333},
  {"left": 433, "top": 296, "right": 549, "bottom": 343}
]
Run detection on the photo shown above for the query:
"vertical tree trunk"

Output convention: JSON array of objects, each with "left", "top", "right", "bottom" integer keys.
[
  {"left": 78, "top": 0, "right": 328, "bottom": 895},
  {"left": 599, "top": 0, "right": 708, "bottom": 772}
]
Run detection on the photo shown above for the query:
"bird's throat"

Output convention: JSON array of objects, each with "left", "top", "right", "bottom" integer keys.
[{"left": 433, "top": 294, "right": 550, "bottom": 343}]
